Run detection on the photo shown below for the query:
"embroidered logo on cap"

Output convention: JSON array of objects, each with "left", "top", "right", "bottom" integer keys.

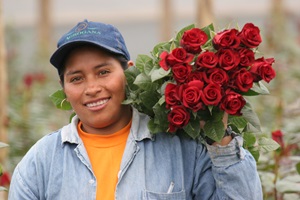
[
  {"left": 75, "top": 21, "right": 88, "bottom": 32},
  {"left": 65, "top": 22, "right": 102, "bottom": 41}
]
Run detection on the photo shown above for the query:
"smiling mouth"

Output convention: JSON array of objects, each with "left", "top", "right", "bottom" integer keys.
[{"left": 85, "top": 99, "right": 109, "bottom": 108}]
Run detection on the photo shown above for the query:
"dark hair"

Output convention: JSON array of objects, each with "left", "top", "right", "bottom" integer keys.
[{"left": 59, "top": 44, "right": 128, "bottom": 87}]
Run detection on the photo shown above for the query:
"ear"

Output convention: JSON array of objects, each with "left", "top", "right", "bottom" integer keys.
[{"left": 127, "top": 60, "right": 134, "bottom": 68}]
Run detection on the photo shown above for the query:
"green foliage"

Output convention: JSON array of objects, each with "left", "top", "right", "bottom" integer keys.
[
  {"left": 49, "top": 90, "right": 76, "bottom": 123},
  {"left": 242, "top": 82, "right": 270, "bottom": 96},
  {"left": 258, "top": 137, "right": 281, "bottom": 152},
  {"left": 49, "top": 89, "right": 72, "bottom": 110}
]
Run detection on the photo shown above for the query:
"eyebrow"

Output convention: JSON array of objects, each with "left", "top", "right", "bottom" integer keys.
[{"left": 65, "top": 62, "right": 112, "bottom": 76}]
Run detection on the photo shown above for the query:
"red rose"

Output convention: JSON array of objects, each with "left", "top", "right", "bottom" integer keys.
[
  {"left": 167, "top": 47, "right": 194, "bottom": 66},
  {"left": 231, "top": 68, "right": 254, "bottom": 92},
  {"left": 202, "top": 68, "right": 229, "bottom": 86},
  {"left": 159, "top": 51, "right": 170, "bottom": 70},
  {"left": 249, "top": 57, "right": 276, "bottom": 83},
  {"left": 220, "top": 89, "right": 246, "bottom": 115},
  {"left": 168, "top": 105, "right": 190, "bottom": 132},
  {"left": 23, "top": 74, "right": 34, "bottom": 88},
  {"left": 159, "top": 48, "right": 194, "bottom": 71},
  {"left": 165, "top": 83, "right": 180, "bottom": 108},
  {"left": 179, "top": 80, "right": 204, "bottom": 112},
  {"left": 272, "top": 130, "right": 284, "bottom": 149},
  {"left": 172, "top": 63, "right": 193, "bottom": 84},
  {"left": 180, "top": 28, "right": 208, "bottom": 53},
  {"left": 201, "top": 83, "right": 222, "bottom": 106},
  {"left": 212, "top": 28, "right": 240, "bottom": 50},
  {"left": 196, "top": 51, "right": 218, "bottom": 69},
  {"left": 238, "top": 48, "right": 255, "bottom": 67},
  {"left": 187, "top": 71, "right": 204, "bottom": 82},
  {"left": 238, "top": 23, "right": 262, "bottom": 48},
  {"left": 217, "top": 49, "right": 240, "bottom": 71}
]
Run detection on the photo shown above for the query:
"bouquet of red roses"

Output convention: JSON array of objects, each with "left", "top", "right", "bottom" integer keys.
[{"left": 124, "top": 23, "right": 277, "bottom": 150}]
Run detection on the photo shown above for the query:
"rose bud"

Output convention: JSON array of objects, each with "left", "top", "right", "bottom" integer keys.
[
  {"left": 201, "top": 83, "right": 223, "bottom": 106},
  {"left": 213, "top": 28, "right": 240, "bottom": 50},
  {"left": 217, "top": 49, "right": 240, "bottom": 71},
  {"left": 165, "top": 83, "right": 181, "bottom": 108},
  {"left": 202, "top": 67, "right": 229, "bottom": 86},
  {"left": 166, "top": 48, "right": 194, "bottom": 66},
  {"left": 238, "top": 23, "right": 262, "bottom": 48},
  {"left": 168, "top": 105, "right": 190, "bottom": 132},
  {"left": 249, "top": 57, "right": 276, "bottom": 83},
  {"left": 172, "top": 63, "right": 193, "bottom": 84},
  {"left": 237, "top": 48, "right": 255, "bottom": 67},
  {"left": 179, "top": 80, "right": 205, "bottom": 112},
  {"left": 180, "top": 28, "right": 208, "bottom": 54},
  {"left": 220, "top": 89, "right": 246, "bottom": 116},
  {"left": 196, "top": 51, "right": 218, "bottom": 69},
  {"left": 231, "top": 68, "right": 254, "bottom": 92}
]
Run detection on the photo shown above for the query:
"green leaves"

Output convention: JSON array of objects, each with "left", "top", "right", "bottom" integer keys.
[
  {"left": 243, "top": 82, "right": 270, "bottom": 96},
  {"left": 203, "top": 120, "right": 225, "bottom": 142},
  {"left": 148, "top": 102, "right": 169, "bottom": 133},
  {"left": 241, "top": 102, "right": 262, "bottom": 132},
  {"left": 151, "top": 67, "right": 171, "bottom": 82},
  {"left": 134, "top": 73, "right": 152, "bottom": 90},
  {"left": 243, "top": 132, "right": 260, "bottom": 161},
  {"left": 243, "top": 132, "right": 257, "bottom": 148},
  {"left": 242, "top": 132, "right": 280, "bottom": 161},
  {"left": 135, "top": 54, "right": 153, "bottom": 74},
  {"left": 201, "top": 107, "right": 226, "bottom": 142},
  {"left": 183, "top": 117, "right": 201, "bottom": 139},
  {"left": 49, "top": 89, "right": 72, "bottom": 110},
  {"left": 258, "top": 137, "right": 280, "bottom": 152},
  {"left": 201, "top": 23, "right": 215, "bottom": 40}
]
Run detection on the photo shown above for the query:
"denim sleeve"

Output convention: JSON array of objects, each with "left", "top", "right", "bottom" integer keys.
[
  {"left": 8, "top": 143, "right": 40, "bottom": 200},
  {"left": 194, "top": 136, "right": 263, "bottom": 200},
  {"left": 8, "top": 166, "right": 39, "bottom": 200}
]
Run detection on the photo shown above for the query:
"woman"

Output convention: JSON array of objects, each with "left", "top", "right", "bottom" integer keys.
[{"left": 9, "top": 20, "right": 262, "bottom": 200}]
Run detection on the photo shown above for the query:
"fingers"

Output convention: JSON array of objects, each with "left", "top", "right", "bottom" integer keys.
[
  {"left": 222, "top": 112, "right": 228, "bottom": 128},
  {"left": 200, "top": 120, "right": 205, "bottom": 129}
]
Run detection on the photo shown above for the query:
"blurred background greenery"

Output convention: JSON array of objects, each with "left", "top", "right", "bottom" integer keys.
[{"left": 0, "top": 0, "right": 299, "bottom": 199}]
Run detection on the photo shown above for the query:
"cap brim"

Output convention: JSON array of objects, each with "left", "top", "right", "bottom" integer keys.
[{"left": 50, "top": 40, "right": 126, "bottom": 72}]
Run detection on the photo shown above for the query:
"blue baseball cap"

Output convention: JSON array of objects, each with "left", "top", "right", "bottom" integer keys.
[{"left": 50, "top": 19, "right": 130, "bottom": 73}]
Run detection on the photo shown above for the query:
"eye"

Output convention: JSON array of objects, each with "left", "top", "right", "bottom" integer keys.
[
  {"left": 99, "top": 70, "right": 110, "bottom": 76},
  {"left": 70, "top": 76, "right": 83, "bottom": 83}
]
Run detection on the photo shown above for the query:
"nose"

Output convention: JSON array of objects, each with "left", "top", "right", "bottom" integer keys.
[{"left": 84, "top": 80, "right": 102, "bottom": 96}]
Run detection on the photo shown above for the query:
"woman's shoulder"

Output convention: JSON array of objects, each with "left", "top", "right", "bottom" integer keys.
[{"left": 25, "top": 129, "right": 63, "bottom": 157}]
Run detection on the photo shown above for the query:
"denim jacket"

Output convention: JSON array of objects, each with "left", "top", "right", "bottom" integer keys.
[{"left": 9, "top": 108, "right": 262, "bottom": 200}]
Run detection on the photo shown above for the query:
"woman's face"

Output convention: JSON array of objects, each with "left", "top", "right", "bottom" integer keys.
[{"left": 63, "top": 46, "right": 132, "bottom": 134}]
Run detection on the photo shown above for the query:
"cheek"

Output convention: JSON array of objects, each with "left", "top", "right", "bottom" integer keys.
[
  {"left": 109, "top": 75, "right": 127, "bottom": 96},
  {"left": 64, "top": 85, "right": 82, "bottom": 102}
]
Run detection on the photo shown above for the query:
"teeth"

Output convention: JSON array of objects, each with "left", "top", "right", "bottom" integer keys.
[{"left": 86, "top": 99, "right": 108, "bottom": 107}]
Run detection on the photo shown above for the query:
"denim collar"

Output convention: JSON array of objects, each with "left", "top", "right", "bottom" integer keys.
[{"left": 60, "top": 107, "right": 154, "bottom": 145}]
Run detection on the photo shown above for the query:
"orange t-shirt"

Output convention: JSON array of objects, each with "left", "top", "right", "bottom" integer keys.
[{"left": 77, "top": 120, "right": 131, "bottom": 200}]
